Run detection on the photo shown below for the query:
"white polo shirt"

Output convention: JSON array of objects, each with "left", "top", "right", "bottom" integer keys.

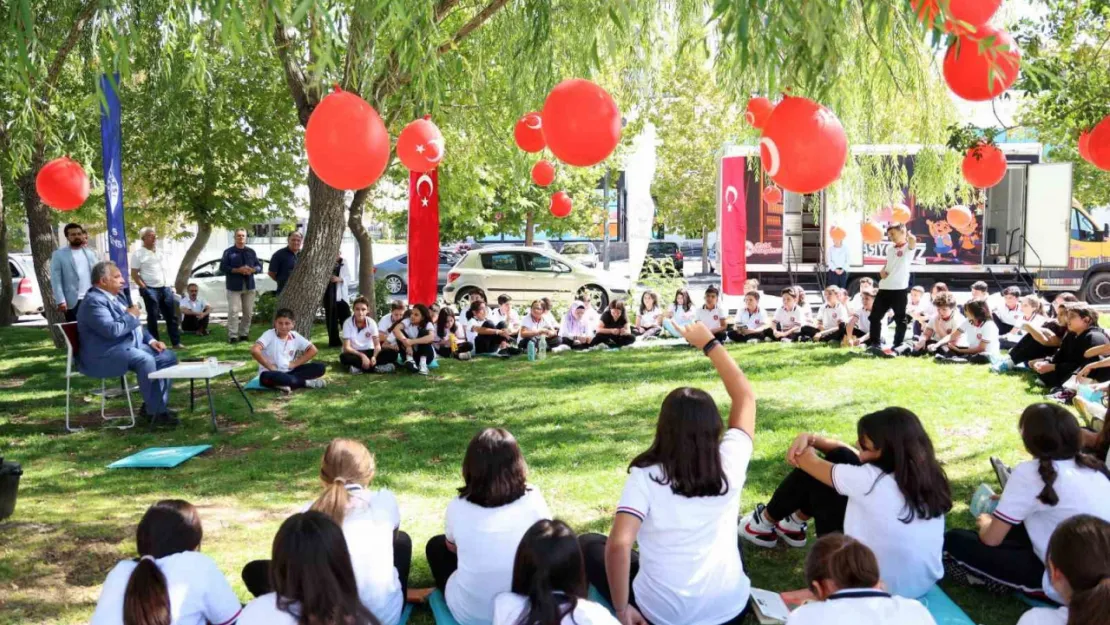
[
  {"left": 736, "top": 308, "right": 768, "bottom": 331},
  {"left": 878, "top": 242, "right": 913, "bottom": 290},
  {"left": 849, "top": 307, "right": 871, "bottom": 334},
  {"left": 400, "top": 318, "right": 435, "bottom": 339},
  {"left": 993, "top": 302, "right": 1023, "bottom": 327},
  {"left": 254, "top": 329, "right": 312, "bottom": 374},
  {"left": 1017, "top": 607, "right": 1067, "bottom": 625},
  {"left": 773, "top": 305, "right": 809, "bottom": 330},
  {"left": 90, "top": 551, "right": 241, "bottom": 625},
  {"left": 638, "top": 307, "right": 663, "bottom": 328},
  {"left": 832, "top": 463, "right": 945, "bottom": 598},
  {"left": 464, "top": 316, "right": 488, "bottom": 345},
  {"left": 785, "top": 589, "right": 935, "bottom": 625},
  {"left": 816, "top": 304, "right": 847, "bottom": 330},
  {"left": 697, "top": 305, "right": 727, "bottom": 331},
  {"left": 488, "top": 306, "right": 521, "bottom": 328},
  {"left": 493, "top": 593, "right": 619, "bottom": 625},
  {"left": 130, "top": 246, "right": 168, "bottom": 288},
  {"left": 342, "top": 316, "right": 380, "bottom": 352},
  {"left": 378, "top": 315, "right": 402, "bottom": 348},
  {"left": 180, "top": 296, "right": 208, "bottom": 314},
  {"left": 908, "top": 298, "right": 934, "bottom": 321},
  {"left": 928, "top": 311, "right": 964, "bottom": 339},
  {"left": 669, "top": 304, "right": 697, "bottom": 326},
  {"left": 521, "top": 314, "right": 558, "bottom": 334},
  {"left": 72, "top": 247, "right": 93, "bottom": 299},
  {"left": 958, "top": 318, "right": 1000, "bottom": 357}
]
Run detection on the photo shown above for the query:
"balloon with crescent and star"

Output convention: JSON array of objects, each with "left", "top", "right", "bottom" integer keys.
[{"left": 398, "top": 117, "right": 445, "bottom": 173}]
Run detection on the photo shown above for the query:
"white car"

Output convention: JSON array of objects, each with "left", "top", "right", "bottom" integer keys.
[
  {"left": 188, "top": 258, "right": 278, "bottom": 314},
  {"left": 442, "top": 245, "right": 629, "bottom": 311},
  {"left": 559, "top": 242, "right": 600, "bottom": 268},
  {"left": 8, "top": 254, "right": 43, "bottom": 316}
]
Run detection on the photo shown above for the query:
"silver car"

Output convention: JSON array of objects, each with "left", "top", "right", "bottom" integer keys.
[
  {"left": 374, "top": 251, "right": 460, "bottom": 295},
  {"left": 559, "top": 242, "right": 600, "bottom": 267}
]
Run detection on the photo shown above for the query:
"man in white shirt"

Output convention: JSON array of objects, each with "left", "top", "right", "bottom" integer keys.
[
  {"left": 130, "top": 227, "right": 183, "bottom": 349},
  {"left": 866, "top": 223, "right": 916, "bottom": 356},
  {"left": 179, "top": 283, "right": 212, "bottom": 335},
  {"left": 50, "top": 223, "right": 99, "bottom": 322}
]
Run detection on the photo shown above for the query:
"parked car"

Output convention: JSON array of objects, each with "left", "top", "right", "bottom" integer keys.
[
  {"left": 188, "top": 258, "right": 278, "bottom": 314},
  {"left": 8, "top": 254, "right": 43, "bottom": 316},
  {"left": 559, "top": 242, "right": 600, "bottom": 267},
  {"left": 374, "top": 251, "right": 461, "bottom": 295},
  {"left": 442, "top": 245, "right": 628, "bottom": 311},
  {"left": 643, "top": 241, "right": 684, "bottom": 275}
]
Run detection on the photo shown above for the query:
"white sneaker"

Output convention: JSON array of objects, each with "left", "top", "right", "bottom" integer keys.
[
  {"left": 276, "top": 385, "right": 292, "bottom": 394},
  {"left": 305, "top": 378, "right": 327, "bottom": 389},
  {"left": 780, "top": 338, "right": 792, "bottom": 344},
  {"left": 551, "top": 344, "right": 571, "bottom": 353},
  {"left": 374, "top": 363, "right": 396, "bottom": 373},
  {"left": 774, "top": 513, "right": 809, "bottom": 548},
  {"left": 349, "top": 366, "right": 363, "bottom": 375},
  {"left": 739, "top": 504, "right": 778, "bottom": 548},
  {"left": 457, "top": 351, "right": 472, "bottom": 361},
  {"left": 418, "top": 358, "right": 428, "bottom": 375}
]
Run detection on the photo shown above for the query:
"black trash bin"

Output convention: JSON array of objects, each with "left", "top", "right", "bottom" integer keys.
[{"left": 0, "top": 457, "right": 22, "bottom": 521}]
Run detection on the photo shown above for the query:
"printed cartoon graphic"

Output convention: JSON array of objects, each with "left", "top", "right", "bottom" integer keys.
[
  {"left": 927, "top": 219, "right": 957, "bottom": 259},
  {"left": 953, "top": 215, "right": 981, "bottom": 253}
]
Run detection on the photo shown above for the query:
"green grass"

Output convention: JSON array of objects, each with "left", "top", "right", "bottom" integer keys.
[{"left": 0, "top": 324, "right": 1055, "bottom": 624}]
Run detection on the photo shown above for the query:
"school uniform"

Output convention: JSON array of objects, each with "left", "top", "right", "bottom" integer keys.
[
  {"left": 728, "top": 308, "right": 774, "bottom": 342},
  {"left": 910, "top": 311, "right": 965, "bottom": 356},
  {"left": 519, "top": 313, "right": 561, "bottom": 350},
  {"left": 634, "top": 307, "right": 663, "bottom": 339},
  {"left": 488, "top": 307, "right": 521, "bottom": 339},
  {"left": 179, "top": 295, "right": 210, "bottom": 333},
  {"left": 993, "top": 302, "right": 1023, "bottom": 336},
  {"left": 492, "top": 593, "right": 620, "bottom": 625},
  {"left": 663, "top": 304, "right": 698, "bottom": 337},
  {"left": 339, "top": 316, "right": 382, "bottom": 372},
  {"left": 785, "top": 589, "right": 937, "bottom": 625},
  {"left": 937, "top": 319, "right": 1000, "bottom": 364},
  {"left": 399, "top": 318, "right": 437, "bottom": 364},
  {"left": 944, "top": 458, "right": 1110, "bottom": 600},
  {"left": 1016, "top": 607, "right": 1068, "bottom": 625},
  {"left": 815, "top": 303, "right": 848, "bottom": 342},
  {"left": 1039, "top": 327, "right": 1110, "bottom": 388},
  {"left": 581, "top": 429, "right": 754, "bottom": 625},
  {"left": 90, "top": 551, "right": 242, "bottom": 625},
  {"left": 868, "top": 240, "right": 914, "bottom": 348},
  {"left": 773, "top": 305, "right": 816, "bottom": 341},
  {"left": 435, "top": 324, "right": 473, "bottom": 358},
  {"left": 907, "top": 298, "right": 934, "bottom": 339},
  {"left": 254, "top": 329, "right": 325, "bottom": 389},
  {"left": 468, "top": 316, "right": 508, "bottom": 354},
  {"left": 826, "top": 306, "right": 869, "bottom": 344},
  {"left": 377, "top": 315, "right": 405, "bottom": 364},
  {"left": 697, "top": 305, "right": 729, "bottom": 342},
  {"left": 237, "top": 594, "right": 300, "bottom": 625},
  {"left": 1009, "top": 320, "right": 1068, "bottom": 366},
  {"left": 426, "top": 488, "right": 552, "bottom": 625},
  {"left": 590, "top": 310, "right": 636, "bottom": 348}
]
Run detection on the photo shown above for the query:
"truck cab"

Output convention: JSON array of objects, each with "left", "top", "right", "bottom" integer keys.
[{"left": 1036, "top": 204, "right": 1110, "bottom": 303}]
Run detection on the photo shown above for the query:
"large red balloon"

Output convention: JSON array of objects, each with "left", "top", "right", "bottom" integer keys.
[
  {"left": 745, "top": 97, "right": 775, "bottom": 130},
  {"left": 1089, "top": 115, "right": 1110, "bottom": 171},
  {"left": 541, "top": 79, "right": 622, "bottom": 167},
  {"left": 305, "top": 88, "right": 390, "bottom": 190},
  {"left": 962, "top": 143, "right": 1008, "bottom": 188},
  {"left": 550, "top": 191, "right": 573, "bottom": 218},
  {"left": 943, "top": 27, "right": 1021, "bottom": 102},
  {"left": 947, "top": 0, "right": 1001, "bottom": 29},
  {"left": 759, "top": 96, "right": 848, "bottom": 194},
  {"left": 531, "top": 160, "right": 556, "bottom": 187},
  {"left": 397, "top": 117, "right": 444, "bottom": 173},
  {"left": 1079, "top": 132, "right": 1093, "bottom": 164},
  {"left": 762, "top": 185, "right": 783, "bottom": 204},
  {"left": 514, "top": 112, "right": 546, "bottom": 153},
  {"left": 36, "top": 157, "right": 89, "bottom": 211}
]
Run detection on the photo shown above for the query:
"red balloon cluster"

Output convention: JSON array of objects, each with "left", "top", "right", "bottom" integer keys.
[
  {"left": 397, "top": 117, "right": 445, "bottom": 173},
  {"left": 306, "top": 88, "right": 390, "bottom": 190},
  {"left": 1087, "top": 115, "right": 1110, "bottom": 171},
  {"left": 36, "top": 157, "right": 89, "bottom": 211},
  {"left": 532, "top": 160, "right": 556, "bottom": 187},
  {"left": 745, "top": 97, "right": 775, "bottom": 130},
  {"left": 943, "top": 27, "right": 1021, "bottom": 101},
  {"left": 514, "top": 112, "right": 546, "bottom": 153},
  {"left": 541, "top": 79, "right": 622, "bottom": 167},
  {"left": 962, "top": 143, "right": 1008, "bottom": 188},
  {"left": 759, "top": 96, "right": 848, "bottom": 194},
  {"left": 550, "top": 191, "right": 573, "bottom": 218}
]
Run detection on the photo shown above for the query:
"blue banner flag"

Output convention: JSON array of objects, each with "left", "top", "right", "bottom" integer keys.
[{"left": 99, "top": 73, "right": 129, "bottom": 292}]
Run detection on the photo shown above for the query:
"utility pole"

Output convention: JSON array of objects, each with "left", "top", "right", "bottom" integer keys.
[{"left": 602, "top": 168, "right": 611, "bottom": 270}]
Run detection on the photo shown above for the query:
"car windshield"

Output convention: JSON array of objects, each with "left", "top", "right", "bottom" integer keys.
[{"left": 647, "top": 242, "right": 677, "bottom": 253}]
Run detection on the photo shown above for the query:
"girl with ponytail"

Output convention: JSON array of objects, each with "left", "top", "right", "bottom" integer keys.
[
  {"left": 786, "top": 534, "right": 935, "bottom": 625},
  {"left": 241, "top": 439, "right": 410, "bottom": 625},
  {"left": 944, "top": 404, "right": 1110, "bottom": 603},
  {"left": 493, "top": 520, "right": 617, "bottom": 625},
  {"left": 1018, "top": 514, "right": 1110, "bottom": 625},
  {"left": 91, "top": 500, "right": 241, "bottom": 625}
]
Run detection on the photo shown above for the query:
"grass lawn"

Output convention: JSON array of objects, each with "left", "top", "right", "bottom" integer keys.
[{"left": 0, "top": 323, "right": 1055, "bottom": 625}]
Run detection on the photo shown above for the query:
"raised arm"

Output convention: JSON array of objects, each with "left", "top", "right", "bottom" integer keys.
[{"left": 676, "top": 322, "right": 756, "bottom": 439}]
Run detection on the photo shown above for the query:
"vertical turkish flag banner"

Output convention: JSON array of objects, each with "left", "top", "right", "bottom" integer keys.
[
  {"left": 408, "top": 169, "right": 440, "bottom": 306},
  {"left": 720, "top": 156, "right": 747, "bottom": 296}
]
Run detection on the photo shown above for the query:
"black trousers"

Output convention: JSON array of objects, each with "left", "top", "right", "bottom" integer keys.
[
  {"left": 559, "top": 337, "right": 592, "bottom": 351},
  {"left": 1009, "top": 334, "right": 1056, "bottom": 366},
  {"left": 518, "top": 335, "right": 561, "bottom": 350},
  {"left": 993, "top": 314, "right": 1016, "bottom": 337},
  {"left": 244, "top": 530, "right": 412, "bottom": 598},
  {"left": 728, "top": 327, "right": 774, "bottom": 342},
  {"left": 827, "top": 270, "right": 849, "bottom": 289},
  {"left": 943, "top": 525, "right": 1044, "bottom": 595},
  {"left": 181, "top": 314, "right": 209, "bottom": 333},
  {"left": 63, "top": 300, "right": 81, "bottom": 322},
  {"left": 934, "top": 346, "right": 993, "bottom": 365},
  {"left": 822, "top": 324, "right": 865, "bottom": 344},
  {"left": 578, "top": 533, "right": 749, "bottom": 625},
  {"left": 339, "top": 349, "right": 394, "bottom": 372},
  {"left": 765, "top": 447, "right": 861, "bottom": 535},
  {"left": 590, "top": 332, "right": 636, "bottom": 348},
  {"left": 259, "top": 362, "right": 327, "bottom": 389},
  {"left": 325, "top": 299, "right": 352, "bottom": 348},
  {"left": 777, "top": 325, "right": 818, "bottom": 341},
  {"left": 868, "top": 288, "right": 909, "bottom": 347},
  {"left": 437, "top": 342, "right": 473, "bottom": 359},
  {"left": 140, "top": 285, "right": 181, "bottom": 345},
  {"left": 474, "top": 321, "right": 508, "bottom": 354},
  {"left": 426, "top": 534, "right": 458, "bottom": 592}
]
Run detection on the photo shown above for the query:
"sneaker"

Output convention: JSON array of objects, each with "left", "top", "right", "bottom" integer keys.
[
  {"left": 229, "top": 337, "right": 239, "bottom": 344},
  {"left": 238, "top": 335, "right": 250, "bottom": 343},
  {"left": 865, "top": 344, "right": 885, "bottom": 357},
  {"left": 276, "top": 385, "right": 292, "bottom": 394},
  {"left": 527, "top": 341, "right": 536, "bottom": 361},
  {"left": 747, "top": 338, "right": 760, "bottom": 344},
  {"left": 305, "top": 378, "right": 327, "bottom": 389},
  {"left": 739, "top": 504, "right": 778, "bottom": 548},
  {"left": 374, "top": 363, "right": 396, "bottom": 373},
  {"left": 458, "top": 351, "right": 473, "bottom": 360},
  {"left": 551, "top": 344, "right": 571, "bottom": 353},
  {"left": 1046, "top": 389, "right": 1075, "bottom": 405},
  {"left": 780, "top": 338, "right": 792, "bottom": 344},
  {"left": 405, "top": 359, "right": 419, "bottom": 373},
  {"left": 349, "top": 366, "right": 363, "bottom": 375},
  {"left": 172, "top": 344, "right": 185, "bottom": 350},
  {"left": 418, "top": 362, "right": 429, "bottom": 376},
  {"left": 774, "top": 514, "right": 809, "bottom": 548},
  {"left": 990, "top": 356, "right": 1014, "bottom": 374}
]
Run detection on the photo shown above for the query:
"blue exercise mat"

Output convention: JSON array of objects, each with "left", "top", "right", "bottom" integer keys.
[
  {"left": 427, "top": 589, "right": 460, "bottom": 625},
  {"left": 108, "top": 445, "right": 212, "bottom": 469},
  {"left": 916, "top": 586, "right": 975, "bottom": 625},
  {"left": 588, "top": 585, "right": 615, "bottom": 614},
  {"left": 398, "top": 603, "right": 413, "bottom": 625}
]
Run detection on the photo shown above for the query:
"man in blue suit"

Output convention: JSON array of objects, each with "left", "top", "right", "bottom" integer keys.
[
  {"left": 49, "top": 223, "right": 99, "bottom": 322},
  {"left": 77, "top": 261, "right": 179, "bottom": 425}
]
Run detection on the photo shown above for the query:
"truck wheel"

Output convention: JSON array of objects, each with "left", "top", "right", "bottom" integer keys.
[{"left": 1086, "top": 273, "right": 1110, "bottom": 305}]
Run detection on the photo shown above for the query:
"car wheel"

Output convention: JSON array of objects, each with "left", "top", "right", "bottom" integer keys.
[
  {"left": 1086, "top": 272, "right": 1110, "bottom": 305},
  {"left": 455, "top": 287, "right": 486, "bottom": 310},
  {"left": 384, "top": 275, "right": 405, "bottom": 294},
  {"left": 578, "top": 285, "right": 609, "bottom": 312}
]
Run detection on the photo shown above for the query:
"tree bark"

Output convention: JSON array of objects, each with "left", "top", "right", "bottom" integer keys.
[
  {"left": 0, "top": 175, "right": 13, "bottom": 326},
  {"left": 348, "top": 188, "right": 375, "bottom": 312},
  {"left": 174, "top": 221, "right": 212, "bottom": 294},
  {"left": 525, "top": 210, "right": 535, "bottom": 247},
  {"left": 19, "top": 164, "right": 66, "bottom": 346}
]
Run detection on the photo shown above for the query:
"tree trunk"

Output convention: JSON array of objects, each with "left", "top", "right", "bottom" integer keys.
[
  {"left": 524, "top": 210, "right": 535, "bottom": 247},
  {"left": 0, "top": 175, "right": 13, "bottom": 327},
  {"left": 174, "top": 221, "right": 212, "bottom": 294},
  {"left": 701, "top": 226, "right": 709, "bottom": 275},
  {"left": 348, "top": 192, "right": 375, "bottom": 312},
  {"left": 277, "top": 169, "right": 347, "bottom": 337},
  {"left": 18, "top": 165, "right": 66, "bottom": 347}
]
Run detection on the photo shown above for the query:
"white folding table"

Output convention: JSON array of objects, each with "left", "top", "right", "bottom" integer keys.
[{"left": 148, "top": 361, "right": 254, "bottom": 431}]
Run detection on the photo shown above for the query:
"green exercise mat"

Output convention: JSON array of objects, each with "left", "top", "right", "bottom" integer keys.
[{"left": 108, "top": 445, "right": 213, "bottom": 469}]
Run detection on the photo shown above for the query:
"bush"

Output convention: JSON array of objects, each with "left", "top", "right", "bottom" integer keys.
[
  {"left": 374, "top": 278, "right": 392, "bottom": 319},
  {"left": 253, "top": 291, "right": 277, "bottom": 323}
]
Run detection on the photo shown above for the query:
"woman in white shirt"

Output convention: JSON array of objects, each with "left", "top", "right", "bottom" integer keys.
[
  {"left": 241, "top": 439, "right": 408, "bottom": 625},
  {"left": 556, "top": 301, "right": 595, "bottom": 352},
  {"left": 238, "top": 512, "right": 379, "bottom": 625},
  {"left": 580, "top": 322, "right": 757, "bottom": 625},
  {"left": 519, "top": 300, "right": 562, "bottom": 353},
  {"left": 633, "top": 291, "right": 663, "bottom": 340},
  {"left": 395, "top": 303, "right": 437, "bottom": 375},
  {"left": 492, "top": 519, "right": 618, "bottom": 625},
  {"left": 785, "top": 534, "right": 935, "bottom": 625},
  {"left": 662, "top": 289, "right": 697, "bottom": 338},
  {"left": 741, "top": 408, "right": 951, "bottom": 598},
  {"left": 91, "top": 500, "right": 241, "bottom": 625},
  {"left": 435, "top": 307, "right": 474, "bottom": 360},
  {"left": 944, "top": 403, "right": 1110, "bottom": 602},
  {"left": 425, "top": 428, "right": 552, "bottom": 625},
  {"left": 1016, "top": 514, "right": 1110, "bottom": 625}
]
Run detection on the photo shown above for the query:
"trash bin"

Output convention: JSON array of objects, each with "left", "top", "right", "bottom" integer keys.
[{"left": 0, "top": 457, "right": 22, "bottom": 521}]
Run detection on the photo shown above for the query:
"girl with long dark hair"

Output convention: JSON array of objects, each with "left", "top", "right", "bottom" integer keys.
[
  {"left": 238, "top": 512, "right": 380, "bottom": 625},
  {"left": 1016, "top": 515, "right": 1110, "bottom": 625},
  {"left": 589, "top": 300, "right": 635, "bottom": 349},
  {"left": 395, "top": 303, "right": 437, "bottom": 374},
  {"left": 493, "top": 520, "right": 618, "bottom": 625},
  {"left": 944, "top": 403, "right": 1110, "bottom": 602},
  {"left": 435, "top": 307, "right": 474, "bottom": 360},
  {"left": 741, "top": 407, "right": 951, "bottom": 598},
  {"left": 633, "top": 291, "right": 662, "bottom": 339},
  {"left": 580, "top": 321, "right": 757, "bottom": 625},
  {"left": 91, "top": 500, "right": 241, "bottom": 625},
  {"left": 662, "top": 288, "right": 696, "bottom": 338}
]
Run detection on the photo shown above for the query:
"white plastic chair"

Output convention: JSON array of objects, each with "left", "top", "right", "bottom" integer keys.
[{"left": 57, "top": 322, "right": 136, "bottom": 432}]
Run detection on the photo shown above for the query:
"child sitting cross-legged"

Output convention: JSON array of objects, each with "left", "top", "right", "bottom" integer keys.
[
  {"left": 340, "top": 296, "right": 396, "bottom": 374},
  {"left": 633, "top": 290, "right": 664, "bottom": 340},
  {"left": 932, "top": 299, "right": 1000, "bottom": 365},
  {"left": 994, "top": 294, "right": 1079, "bottom": 374},
  {"left": 774, "top": 288, "right": 816, "bottom": 343},
  {"left": 909, "top": 292, "right": 964, "bottom": 357},
  {"left": 251, "top": 308, "right": 327, "bottom": 392},
  {"left": 1000, "top": 295, "right": 1048, "bottom": 350},
  {"left": 814, "top": 285, "right": 848, "bottom": 344},
  {"left": 728, "top": 291, "right": 773, "bottom": 343},
  {"left": 1029, "top": 304, "right": 1109, "bottom": 392},
  {"left": 835, "top": 288, "right": 874, "bottom": 347},
  {"left": 395, "top": 303, "right": 437, "bottom": 375},
  {"left": 697, "top": 286, "right": 729, "bottom": 342},
  {"left": 590, "top": 300, "right": 636, "bottom": 350}
]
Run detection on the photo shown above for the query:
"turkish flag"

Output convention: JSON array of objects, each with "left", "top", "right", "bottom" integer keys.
[
  {"left": 408, "top": 169, "right": 440, "bottom": 306},
  {"left": 720, "top": 156, "right": 747, "bottom": 295}
]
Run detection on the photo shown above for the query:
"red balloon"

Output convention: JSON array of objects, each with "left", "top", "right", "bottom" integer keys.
[
  {"left": 962, "top": 143, "right": 1008, "bottom": 188},
  {"left": 759, "top": 96, "right": 848, "bottom": 194},
  {"left": 1089, "top": 115, "right": 1110, "bottom": 171},
  {"left": 910, "top": 0, "right": 940, "bottom": 25},
  {"left": 531, "top": 160, "right": 556, "bottom": 187},
  {"left": 36, "top": 157, "right": 89, "bottom": 211},
  {"left": 305, "top": 88, "right": 390, "bottom": 190},
  {"left": 861, "top": 222, "right": 883, "bottom": 245},
  {"left": 745, "top": 97, "right": 775, "bottom": 130},
  {"left": 541, "top": 79, "right": 622, "bottom": 167},
  {"left": 1079, "top": 131, "right": 1093, "bottom": 164},
  {"left": 397, "top": 117, "right": 444, "bottom": 173},
  {"left": 550, "top": 191, "right": 573, "bottom": 218},
  {"left": 762, "top": 185, "right": 783, "bottom": 204},
  {"left": 514, "top": 112, "right": 546, "bottom": 153},
  {"left": 947, "top": 0, "right": 1001, "bottom": 29},
  {"left": 943, "top": 27, "right": 1021, "bottom": 102},
  {"left": 891, "top": 203, "right": 912, "bottom": 224}
]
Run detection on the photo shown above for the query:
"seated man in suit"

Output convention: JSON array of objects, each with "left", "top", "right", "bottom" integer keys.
[{"left": 77, "top": 261, "right": 179, "bottom": 425}]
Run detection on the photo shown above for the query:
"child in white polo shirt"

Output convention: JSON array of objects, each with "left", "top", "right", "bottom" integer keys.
[
  {"left": 906, "top": 285, "right": 932, "bottom": 339},
  {"left": 910, "top": 292, "right": 964, "bottom": 356},
  {"left": 814, "top": 285, "right": 848, "bottom": 343},
  {"left": 773, "top": 288, "right": 815, "bottom": 343},
  {"left": 339, "top": 296, "right": 395, "bottom": 374},
  {"left": 1015, "top": 514, "right": 1110, "bottom": 625},
  {"left": 728, "top": 291, "right": 773, "bottom": 342},
  {"left": 1001, "top": 294, "right": 1047, "bottom": 349},
  {"left": 866, "top": 223, "right": 916, "bottom": 356},
  {"left": 697, "top": 286, "right": 728, "bottom": 342},
  {"left": 838, "top": 289, "right": 874, "bottom": 347},
  {"left": 933, "top": 299, "right": 999, "bottom": 365},
  {"left": 251, "top": 308, "right": 326, "bottom": 391},
  {"left": 993, "top": 286, "right": 1023, "bottom": 335}
]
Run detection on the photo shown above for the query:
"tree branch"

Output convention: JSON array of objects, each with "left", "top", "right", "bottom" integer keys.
[
  {"left": 273, "top": 21, "right": 315, "bottom": 126},
  {"left": 349, "top": 188, "right": 371, "bottom": 213},
  {"left": 436, "top": 0, "right": 510, "bottom": 56},
  {"left": 42, "top": 0, "right": 98, "bottom": 99}
]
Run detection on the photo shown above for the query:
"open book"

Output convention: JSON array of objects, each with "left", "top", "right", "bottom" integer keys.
[{"left": 750, "top": 588, "right": 792, "bottom": 625}]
